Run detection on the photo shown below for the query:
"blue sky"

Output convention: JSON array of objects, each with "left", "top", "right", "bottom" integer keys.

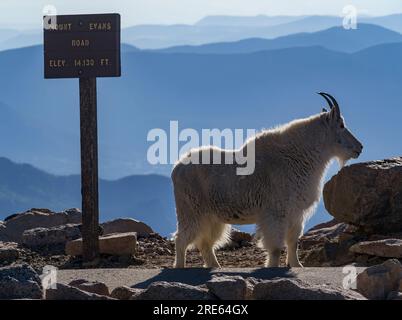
[{"left": 1, "top": 0, "right": 402, "bottom": 29}]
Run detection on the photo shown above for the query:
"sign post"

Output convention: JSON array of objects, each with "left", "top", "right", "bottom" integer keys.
[
  {"left": 79, "top": 77, "right": 99, "bottom": 263},
  {"left": 44, "top": 13, "right": 121, "bottom": 264}
]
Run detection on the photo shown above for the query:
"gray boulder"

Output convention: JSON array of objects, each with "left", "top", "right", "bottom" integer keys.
[
  {"left": 133, "top": 281, "right": 215, "bottom": 300},
  {"left": 22, "top": 224, "right": 81, "bottom": 249},
  {"left": 111, "top": 286, "right": 144, "bottom": 300},
  {"left": 350, "top": 239, "right": 402, "bottom": 258},
  {"left": 323, "top": 158, "right": 402, "bottom": 233},
  {"left": 0, "top": 241, "right": 20, "bottom": 263},
  {"left": 68, "top": 279, "right": 110, "bottom": 296},
  {"left": 66, "top": 232, "right": 137, "bottom": 256},
  {"left": 0, "top": 264, "right": 43, "bottom": 299},
  {"left": 206, "top": 275, "right": 252, "bottom": 300},
  {"left": 101, "top": 218, "right": 153, "bottom": 237},
  {"left": 252, "top": 278, "right": 365, "bottom": 300},
  {"left": 357, "top": 259, "right": 402, "bottom": 300},
  {"left": 0, "top": 208, "right": 81, "bottom": 243},
  {"left": 45, "top": 283, "right": 114, "bottom": 300}
]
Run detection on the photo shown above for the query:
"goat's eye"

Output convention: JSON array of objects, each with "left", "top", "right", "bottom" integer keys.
[{"left": 340, "top": 123, "right": 345, "bottom": 129}]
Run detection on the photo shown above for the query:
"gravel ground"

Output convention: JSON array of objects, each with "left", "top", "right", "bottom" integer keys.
[{"left": 2, "top": 234, "right": 290, "bottom": 273}]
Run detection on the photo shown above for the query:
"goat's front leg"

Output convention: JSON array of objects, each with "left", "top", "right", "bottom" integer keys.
[
  {"left": 258, "top": 215, "right": 285, "bottom": 268},
  {"left": 286, "top": 221, "right": 304, "bottom": 268}
]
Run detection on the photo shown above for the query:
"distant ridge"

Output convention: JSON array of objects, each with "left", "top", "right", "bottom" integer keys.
[
  {"left": 196, "top": 15, "right": 306, "bottom": 27},
  {"left": 156, "top": 24, "right": 402, "bottom": 54}
]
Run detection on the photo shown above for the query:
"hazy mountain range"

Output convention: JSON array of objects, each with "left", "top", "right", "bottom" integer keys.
[
  {"left": 1, "top": 15, "right": 401, "bottom": 233},
  {"left": 2, "top": 14, "right": 402, "bottom": 50},
  {"left": 0, "top": 35, "right": 401, "bottom": 179},
  {"left": 156, "top": 24, "right": 402, "bottom": 54}
]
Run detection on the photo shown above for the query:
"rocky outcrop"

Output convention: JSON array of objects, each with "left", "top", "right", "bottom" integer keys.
[
  {"left": 299, "top": 220, "right": 360, "bottom": 267},
  {"left": 0, "top": 208, "right": 81, "bottom": 243},
  {"left": 306, "top": 158, "right": 402, "bottom": 267},
  {"left": 323, "top": 158, "right": 402, "bottom": 234},
  {"left": 22, "top": 224, "right": 81, "bottom": 249},
  {"left": 101, "top": 218, "right": 153, "bottom": 237},
  {"left": 356, "top": 259, "right": 402, "bottom": 300},
  {"left": 350, "top": 239, "right": 402, "bottom": 258},
  {"left": 0, "top": 264, "right": 43, "bottom": 299},
  {"left": 137, "top": 232, "right": 174, "bottom": 256},
  {"left": 206, "top": 275, "right": 252, "bottom": 300},
  {"left": 252, "top": 278, "right": 365, "bottom": 300},
  {"left": 132, "top": 281, "right": 215, "bottom": 300},
  {"left": 65, "top": 232, "right": 137, "bottom": 256}
]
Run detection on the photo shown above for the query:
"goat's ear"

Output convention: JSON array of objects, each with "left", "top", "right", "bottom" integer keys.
[{"left": 322, "top": 108, "right": 328, "bottom": 113}]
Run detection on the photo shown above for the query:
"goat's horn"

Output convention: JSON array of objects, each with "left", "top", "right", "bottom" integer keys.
[
  {"left": 317, "top": 92, "right": 334, "bottom": 109},
  {"left": 320, "top": 92, "right": 341, "bottom": 118},
  {"left": 321, "top": 92, "right": 339, "bottom": 110}
]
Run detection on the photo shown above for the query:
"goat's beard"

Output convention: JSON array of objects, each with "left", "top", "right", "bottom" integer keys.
[{"left": 336, "top": 156, "right": 348, "bottom": 169}]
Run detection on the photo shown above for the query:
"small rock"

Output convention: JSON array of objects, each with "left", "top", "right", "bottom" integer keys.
[
  {"left": 68, "top": 279, "right": 109, "bottom": 296},
  {"left": 46, "top": 283, "right": 114, "bottom": 300},
  {"left": 101, "top": 218, "right": 153, "bottom": 237},
  {"left": 0, "top": 264, "right": 43, "bottom": 299},
  {"left": 111, "top": 286, "right": 143, "bottom": 300},
  {"left": 64, "top": 208, "right": 82, "bottom": 223},
  {"left": 156, "top": 247, "right": 169, "bottom": 255},
  {"left": 350, "top": 239, "right": 402, "bottom": 258},
  {"left": 0, "top": 221, "right": 6, "bottom": 242},
  {"left": 231, "top": 228, "right": 253, "bottom": 244},
  {"left": 0, "top": 241, "right": 19, "bottom": 263},
  {"left": 133, "top": 281, "right": 215, "bottom": 300},
  {"left": 66, "top": 232, "right": 137, "bottom": 256},
  {"left": 387, "top": 291, "right": 402, "bottom": 300},
  {"left": 252, "top": 278, "right": 364, "bottom": 300},
  {"left": 206, "top": 275, "right": 252, "bottom": 300},
  {"left": 143, "top": 247, "right": 154, "bottom": 254},
  {"left": 22, "top": 224, "right": 81, "bottom": 249},
  {"left": 356, "top": 259, "right": 402, "bottom": 300}
]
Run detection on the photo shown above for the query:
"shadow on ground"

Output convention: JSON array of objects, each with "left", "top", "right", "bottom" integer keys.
[{"left": 132, "top": 267, "right": 296, "bottom": 289}]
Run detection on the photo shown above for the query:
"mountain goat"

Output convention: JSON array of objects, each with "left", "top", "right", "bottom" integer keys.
[{"left": 172, "top": 93, "right": 363, "bottom": 268}]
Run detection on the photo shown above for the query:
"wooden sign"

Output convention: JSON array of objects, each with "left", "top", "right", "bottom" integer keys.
[
  {"left": 43, "top": 13, "right": 122, "bottom": 264},
  {"left": 44, "top": 13, "right": 121, "bottom": 78}
]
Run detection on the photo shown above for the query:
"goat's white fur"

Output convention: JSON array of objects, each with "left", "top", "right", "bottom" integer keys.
[{"left": 172, "top": 109, "right": 361, "bottom": 268}]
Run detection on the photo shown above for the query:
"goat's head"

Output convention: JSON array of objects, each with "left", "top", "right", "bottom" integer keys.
[{"left": 318, "top": 92, "right": 363, "bottom": 165}]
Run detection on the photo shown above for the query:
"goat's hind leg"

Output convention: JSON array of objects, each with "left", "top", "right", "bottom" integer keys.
[{"left": 258, "top": 217, "right": 285, "bottom": 267}]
